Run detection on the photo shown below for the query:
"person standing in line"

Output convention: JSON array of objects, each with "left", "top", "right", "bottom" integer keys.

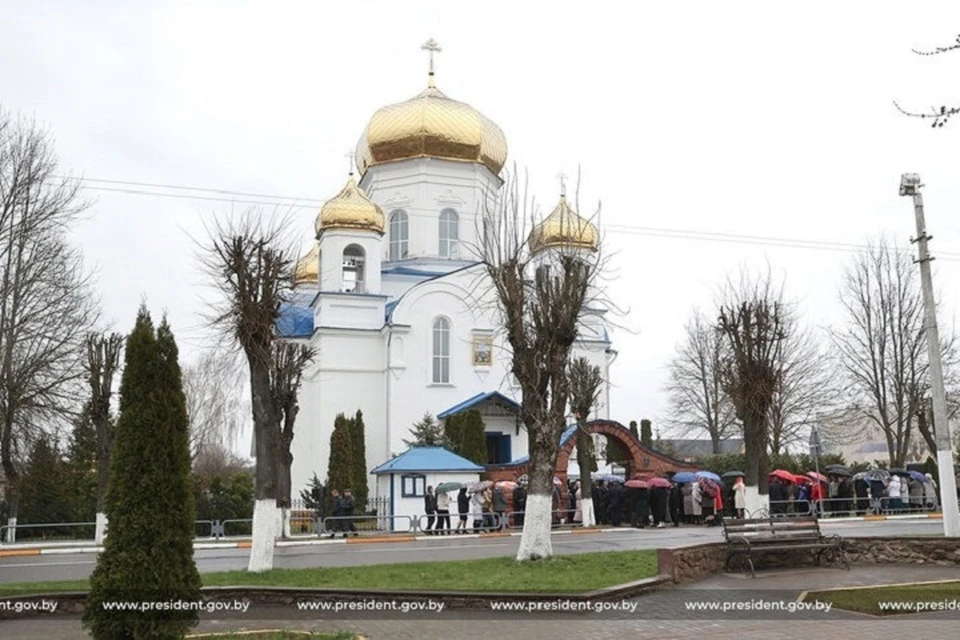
[
  {"left": 341, "top": 489, "right": 356, "bottom": 537},
  {"left": 513, "top": 483, "right": 527, "bottom": 527},
  {"left": 733, "top": 477, "right": 746, "bottom": 519},
  {"left": 435, "top": 489, "right": 451, "bottom": 534},
  {"left": 690, "top": 481, "right": 702, "bottom": 524},
  {"left": 424, "top": 486, "right": 437, "bottom": 535},
  {"left": 327, "top": 489, "right": 343, "bottom": 538},
  {"left": 668, "top": 482, "right": 683, "bottom": 527},
  {"left": 924, "top": 474, "right": 939, "bottom": 511},
  {"left": 470, "top": 488, "right": 484, "bottom": 533},
  {"left": 492, "top": 486, "right": 508, "bottom": 531},
  {"left": 456, "top": 487, "right": 470, "bottom": 534}
]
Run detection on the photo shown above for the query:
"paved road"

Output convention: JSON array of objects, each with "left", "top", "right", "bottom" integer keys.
[{"left": 0, "top": 518, "right": 944, "bottom": 584}]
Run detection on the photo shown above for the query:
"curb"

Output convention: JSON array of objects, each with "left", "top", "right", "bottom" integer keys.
[{"left": 823, "top": 513, "right": 944, "bottom": 524}]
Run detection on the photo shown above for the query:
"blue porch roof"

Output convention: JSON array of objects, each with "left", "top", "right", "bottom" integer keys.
[
  {"left": 436, "top": 391, "right": 521, "bottom": 420},
  {"left": 371, "top": 447, "right": 485, "bottom": 475}
]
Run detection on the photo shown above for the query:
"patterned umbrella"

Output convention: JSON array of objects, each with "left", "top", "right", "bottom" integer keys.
[
  {"left": 625, "top": 479, "right": 648, "bottom": 489},
  {"left": 468, "top": 480, "right": 493, "bottom": 493},
  {"left": 807, "top": 471, "right": 828, "bottom": 483},
  {"left": 647, "top": 477, "right": 671, "bottom": 489},
  {"left": 495, "top": 480, "right": 518, "bottom": 490}
]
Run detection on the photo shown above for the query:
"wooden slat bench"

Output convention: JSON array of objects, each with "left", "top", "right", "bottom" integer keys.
[{"left": 721, "top": 516, "right": 849, "bottom": 577}]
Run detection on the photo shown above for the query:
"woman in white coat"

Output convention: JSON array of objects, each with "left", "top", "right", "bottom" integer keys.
[
  {"left": 690, "top": 481, "right": 703, "bottom": 524},
  {"left": 733, "top": 477, "right": 746, "bottom": 519}
]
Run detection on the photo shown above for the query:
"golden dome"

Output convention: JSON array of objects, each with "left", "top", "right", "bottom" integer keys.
[
  {"left": 316, "top": 176, "right": 385, "bottom": 234},
  {"left": 294, "top": 242, "right": 320, "bottom": 285},
  {"left": 528, "top": 196, "right": 599, "bottom": 254},
  {"left": 355, "top": 84, "right": 508, "bottom": 176}
]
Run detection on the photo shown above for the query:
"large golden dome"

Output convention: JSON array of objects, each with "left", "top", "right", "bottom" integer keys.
[
  {"left": 316, "top": 176, "right": 385, "bottom": 234},
  {"left": 355, "top": 83, "right": 508, "bottom": 176},
  {"left": 294, "top": 242, "right": 320, "bottom": 285},
  {"left": 528, "top": 196, "right": 599, "bottom": 254}
]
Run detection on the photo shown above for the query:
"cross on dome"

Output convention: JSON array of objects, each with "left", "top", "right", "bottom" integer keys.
[
  {"left": 345, "top": 150, "right": 357, "bottom": 177},
  {"left": 421, "top": 38, "right": 442, "bottom": 87},
  {"left": 556, "top": 171, "right": 568, "bottom": 198}
]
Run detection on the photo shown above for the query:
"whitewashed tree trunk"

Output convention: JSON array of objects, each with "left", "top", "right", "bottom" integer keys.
[
  {"left": 5, "top": 517, "right": 16, "bottom": 543},
  {"left": 580, "top": 497, "right": 596, "bottom": 527},
  {"left": 247, "top": 499, "right": 281, "bottom": 572},
  {"left": 94, "top": 512, "right": 108, "bottom": 544},
  {"left": 516, "top": 494, "right": 553, "bottom": 561},
  {"left": 744, "top": 486, "right": 769, "bottom": 518}
]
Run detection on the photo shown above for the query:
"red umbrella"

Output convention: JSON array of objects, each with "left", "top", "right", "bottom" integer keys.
[
  {"left": 648, "top": 477, "right": 671, "bottom": 489},
  {"left": 793, "top": 474, "right": 810, "bottom": 485},
  {"left": 625, "top": 479, "right": 649, "bottom": 489},
  {"left": 769, "top": 469, "right": 796, "bottom": 483},
  {"left": 807, "top": 471, "right": 828, "bottom": 483}
]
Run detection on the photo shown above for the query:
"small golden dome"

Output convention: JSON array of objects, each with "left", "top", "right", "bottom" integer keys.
[
  {"left": 355, "top": 84, "right": 508, "bottom": 176},
  {"left": 528, "top": 196, "right": 599, "bottom": 254},
  {"left": 316, "top": 176, "right": 385, "bottom": 234},
  {"left": 294, "top": 242, "right": 320, "bottom": 285}
]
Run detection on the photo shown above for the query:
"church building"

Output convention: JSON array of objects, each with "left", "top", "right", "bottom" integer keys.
[{"left": 283, "top": 42, "right": 614, "bottom": 499}]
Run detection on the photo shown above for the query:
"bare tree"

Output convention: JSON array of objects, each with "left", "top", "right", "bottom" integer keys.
[
  {"left": 182, "top": 348, "right": 245, "bottom": 461},
  {"left": 0, "top": 110, "right": 99, "bottom": 539},
  {"left": 895, "top": 34, "right": 960, "bottom": 127},
  {"left": 716, "top": 268, "right": 787, "bottom": 514},
  {"left": 829, "top": 239, "right": 952, "bottom": 467},
  {"left": 84, "top": 332, "right": 122, "bottom": 543},
  {"left": 568, "top": 356, "right": 603, "bottom": 527},
  {"left": 767, "top": 321, "right": 837, "bottom": 455},
  {"left": 199, "top": 211, "right": 292, "bottom": 572},
  {"left": 665, "top": 309, "right": 738, "bottom": 453},
  {"left": 270, "top": 340, "right": 315, "bottom": 516},
  {"left": 479, "top": 168, "right": 605, "bottom": 561}
]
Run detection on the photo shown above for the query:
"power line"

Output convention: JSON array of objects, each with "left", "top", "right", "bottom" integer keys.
[{"left": 64, "top": 175, "right": 960, "bottom": 261}]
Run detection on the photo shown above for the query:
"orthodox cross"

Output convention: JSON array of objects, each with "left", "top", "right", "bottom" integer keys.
[
  {"left": 345, "top": 149, "right": 357, "bottom": 176},
  {"left": 556, "top": 171, "right": 568, "bottom": 198},
  {"left": 421, "top": 38, "right": 442, "bottom": 85}
]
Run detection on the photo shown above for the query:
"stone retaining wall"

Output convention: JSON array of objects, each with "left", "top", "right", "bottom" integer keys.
[{"left": 658, "top": 536, "right": 960, "bottom": 583}]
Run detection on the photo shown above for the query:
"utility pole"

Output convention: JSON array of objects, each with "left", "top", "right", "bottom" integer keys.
[{"left": 900, "top": 173, "right": 960, "bottom": 537}]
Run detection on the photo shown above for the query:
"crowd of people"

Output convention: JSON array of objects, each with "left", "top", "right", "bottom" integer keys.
[
  {"left": 769, "top": 471, "right": 941, "bottom": 516},
  {"left": 422, "top": 484, "right": 525, "bottom": 534}
]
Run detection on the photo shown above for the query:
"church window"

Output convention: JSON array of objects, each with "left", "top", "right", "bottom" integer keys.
[
  {"left": 389, "top": 210, "right": 409, "bottom": 261},
  {"left": 401, "top": 474, "right": 426, "bottom": 497},
  {"left": 342, "top": 244, "right": 365, "bottom": 293},
  {"left": 438, "top": 208, "right": 459, "bottom": 258},
  {"left": 432, "top": 317, "right": 451, "bottom": 384}
]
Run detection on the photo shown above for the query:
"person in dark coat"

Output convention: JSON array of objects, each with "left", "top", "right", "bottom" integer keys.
[
  {"left": 608, "top": 483, "right": 623, "bottom": 526},
  {"left": 456, "top": 487, "right": 470, "bottom": 533},
  {"left": 854, "top": 477, "right": 869, "bottom": 515},
  {"left": 551, "top": 485, "right": 561, "bottom": 525},
  {"left": 514, "top": 484, "right": 527, "bottom": 527},
  {"left": 839, "top": 476, "right": 855, "bottom": 515},
  {"left": 328, "top": 489, "right": 343, "bottom": 538},
  {"left": 623, "top": 487, "right": 638, "bottom": 526},
  {"left": 595, "top": 481, "right": 609, "bottom": 524},
  {"left": 650, "top": 486, "right": 668, "bottom": 527},
  {"left": 769, "top": 479, "right": 786, "bottom": 514},
  {"left": 341, "top": 489, "right": 356, "bottom": 536},
  {"left": 424, "top": 486, "right": 437, "bottom": 535},
  {"left": 668, "top": 483, "right": 683, "bottom": 526},
  {"left": 492, "top": 486, "right": 508, "bottom": 531},
  {"left": 869, "top": 478, "right": 886, "bottom": 514},
  {"left": 635, "top": 487, "right": 650, "bottom": 528}
]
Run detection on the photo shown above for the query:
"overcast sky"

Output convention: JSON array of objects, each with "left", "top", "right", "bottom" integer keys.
[{"left": 5, "top": 1, "right": 960, "bottom": 447}]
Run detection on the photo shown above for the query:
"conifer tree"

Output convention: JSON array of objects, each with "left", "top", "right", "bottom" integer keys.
[
  {"left": 403, "top": 412, "right": 448, "bottom": 448},
  {"left": 84, "top": 308, "right": 202, "bottom": 639},
  {"left": 19, "top": 436, "right": 74, "bottom": 526},
  {"left": 67, "top": 402, "right": 98, "bottom": 521},
  {"left": 325, "top": 414, "right": 354, "bottom": 512},
  {"left": 640, "top": 419, "right": 653, "bottom": 448},
  {"left": 443, "top": 413, "right": 464, "bottom": 452},
  {"left": 459, "top": 410, "right": 488, "bottom": 465},
  {"left": 628, "top": 420, "right": 639, "bottom": 440},
  {"left": 350, "top": 410, "right": 368, "bottom": 514}
]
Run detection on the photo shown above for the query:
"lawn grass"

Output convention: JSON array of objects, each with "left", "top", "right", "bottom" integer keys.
[
  {"left": 188, "top": 633, "right": 355, "bottom": 640},
  {"left": 806, "top": 580, "right": 960, "bottom": 616},
  {"left": 0, "top": 549, "right": 657, "bottom": 597}
]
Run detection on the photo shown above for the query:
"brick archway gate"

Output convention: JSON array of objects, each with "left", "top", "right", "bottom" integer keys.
[{"left": 486, "top": 419, "right": 700, "bottom": 501}]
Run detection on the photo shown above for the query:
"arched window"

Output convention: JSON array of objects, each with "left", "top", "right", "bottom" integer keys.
[
  {"left": 438, "top": 208, "right": 459, "bottom": 258},
  {"left": 342, "top": 244, "right": 365, "bottom": 292},
  {"left": 432, "top": 317, "right": 451, "bottom": 384},
  {"left": 389, "top": 210, "right": 409, "bottom": 261}
]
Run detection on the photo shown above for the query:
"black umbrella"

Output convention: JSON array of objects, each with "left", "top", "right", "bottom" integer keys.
[
  {"left": 826, "top": 466, "right": 853, "bottom": 477},
  {"left": 721, "top": 470, "right": 746, "bottom": 479},
  {"left": 889, "top": 468, "right": 910, "bottom": 477}
]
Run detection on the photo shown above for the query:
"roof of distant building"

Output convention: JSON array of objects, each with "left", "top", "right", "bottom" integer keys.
[
  {"left": 437, "top": 391, "right": 520, "bottom": 419},
  {"left": 660, "top": 438, "right": 744, "bottom": 457},
  {"left": 370, "top": 447, "right": 485, "bottom": 475}
]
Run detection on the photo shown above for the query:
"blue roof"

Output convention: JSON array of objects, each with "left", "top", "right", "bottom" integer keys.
[
  {"left": 437, "top": 391, "right": 521, "bottom": 419},
  {"left": 276, "top": 303, "right": 313, "bottom": 338},
  {"left": 371, "top": 447, "right": 485, "bottom": 474},
  {"left": 382, "top": 266, "right": 447, "bottom": 277}
]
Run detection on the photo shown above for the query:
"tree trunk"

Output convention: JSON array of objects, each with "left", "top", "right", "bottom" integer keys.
[
  {"left": 1, "top": 423, "right": 19, "bottom": 543},
  {"left": 516, "top": 430, "right": 557, "bottom": 561},
  {"left": 248, "top": 364, "right": 281, "bottom": 572},
  {"left": 575, "top": 426, "right": 595, "bottom": 527}
]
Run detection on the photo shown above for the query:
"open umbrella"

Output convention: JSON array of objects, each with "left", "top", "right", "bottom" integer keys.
[
  {"left": 863, "top": 469, "right": 890, "bottom": 482},
  {"left": 435, "top": 481, "right": 463, "bottom": 494},
  {"left": 495, "top": 480, "right": 518, "bottom": 490},
  {"left": 671, "top": 471, "right": 698, "bottom": 484},
  {"left": 807, "top": 471, "right": 828, "bottom": 483},
  {"left": 625, "top": 479, "right": 648, "bottom": 489},
  {"left": 770, "top": 469, "right": 796, "bottom": 483},
  {"left": 648, "top": 477, "right": 671, "bottom": 489},
  {"left": 889, "top": 468, "right": 910, "bottom": 477},
  {"left": 793, "top": 474, "right": 811, "bottom": 485},
  {"left": 828, "top": 468, "right": 853, "bottom": 477},
  {"left": 908, "top": 470, "right": 930, "bottom": 483},
  {"left": 695, "top": 470, "right": 722, "bottom": 483},
  {"left": 602, "top": 475, "right": 624, "bottom": 484},
  {"left": 468, "top": 480, "right": 493, "bottom": 493},
  {"left": 721, "top": 470, "right": 746, "bottom": 480}
]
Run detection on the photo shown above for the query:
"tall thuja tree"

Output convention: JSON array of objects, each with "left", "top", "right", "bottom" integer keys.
[
  {"left": 568, "top": 357, "right": 603, "bottom": 527},
  {"left": 350, "top": 410, "right": 368, "bottom": 514},
  {"left": 84, "top": 332, "right": 123, "bottom": 544},
  {"left": 479, "top": 168, "right": 604, "bottom": 560},
  {"left": 459, "top": 410, "right": 487, "bottom": 465},
  {"left": 716, "top": 269, "right": 787, "bottom": 516},
  {"left": 640, "top": 419, "right": 653, "bottom": 447},
  {"left": 325, "top": 414, "right": 354, "bottom": 512},
  {"left": 201, "top": 213, "right": 292, "bottom": 572},
  {"left": 84, "top": 308, "right": 201, "bottom": 639},
  {"left": 66, "top": 403, "right": 98, "bottom": 523}
]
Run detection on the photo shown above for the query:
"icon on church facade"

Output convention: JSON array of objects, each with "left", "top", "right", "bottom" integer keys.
[{"left": 472, "top": 335, "right": 493, "bottom": 366}]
